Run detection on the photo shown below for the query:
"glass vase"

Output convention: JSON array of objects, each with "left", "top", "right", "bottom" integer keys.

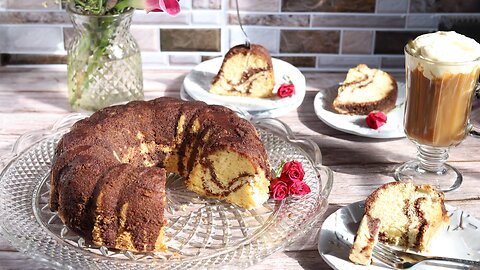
[{"left": 66, "top": 6, "right": 143, "bottom": 112}]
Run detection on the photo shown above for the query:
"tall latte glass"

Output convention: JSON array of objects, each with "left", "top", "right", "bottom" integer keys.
[{"left": 395, "top": 31, "right": 480, "bottom": 192}]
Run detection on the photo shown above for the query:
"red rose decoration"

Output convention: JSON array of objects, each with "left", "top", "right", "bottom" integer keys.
[
  {"left": 277, "top": 83, "right": 295, "bottom": 98},
  {"left": 280, "top": 161, "right": 305, "bottom": 182},
  {"left": 288, "top": 180, "right": 311, "bottom": 196},
  {"left": 270, "top": 178, "right": 289, "bottom": 200},
  {"left": 366, "top": 111, "right": 387, "bottom": 129},
  {"left": 269, "top": 160, "right": 311, "bottom": 200}
]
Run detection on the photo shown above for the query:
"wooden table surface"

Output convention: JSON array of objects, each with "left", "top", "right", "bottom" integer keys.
[{"left": 0, "top": 66, "right": 479, "bottom": 270}]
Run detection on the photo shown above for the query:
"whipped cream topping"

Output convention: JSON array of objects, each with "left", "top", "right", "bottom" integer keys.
[{"left": 406, "top": 31, "right": 480, "bottom": 79}]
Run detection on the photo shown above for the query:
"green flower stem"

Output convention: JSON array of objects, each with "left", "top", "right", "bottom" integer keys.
[{"left": 72, "top": 15, "right": 115, "bottom": 102}]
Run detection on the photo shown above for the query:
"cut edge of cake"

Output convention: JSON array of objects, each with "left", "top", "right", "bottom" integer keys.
[{"left": 349, "top": 215, "right": 381, "bottom": 265}]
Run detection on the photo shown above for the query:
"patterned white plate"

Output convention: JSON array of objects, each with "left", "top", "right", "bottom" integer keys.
[
  {"left": 318, "top": 201, "right": 480, "bottom": 270},
  {"left": 181, "top": 57, "right": 306, "bottom": 117},
  {"left": 314, "top": 82, "right": 406, "bottom": 139}
]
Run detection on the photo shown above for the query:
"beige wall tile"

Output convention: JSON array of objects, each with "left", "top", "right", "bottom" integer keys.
[
  {"left": 381, "top": 56, "right": 404, "bottom": 69},
  {"left": 0, "top": 26, "right": 63, "bottom": 53},
  {"left": 376, "top": 0, "right": 408, "bottom": 13},
  {"left": 230, "top": 14, "right": 309, "bottom": 27},
  {"left": 1, "top": 54, "right": 66, "bottom": 64},
  {"left": 169, "top": 55, "right": 202, "bottom": 65},
  {"left": 317, "top": 55, "right": 380, "bottom": 69},
  {"left": 7, "top": 0, "right": 60, "bottom": 10},
  {"left": 160, "top": 29, "right": 221, "bottom": 52},
  {"left": 140, "top": 52, "right": 169, "bottom": 65},
  {"left": 133, "top": 11, "right": 189, "bottom": 25},
  {"left": 280, "top": 30, "right": 340, "bottom": 54},
  {"left": 230, "top": 28, "right": 279, "bottom": 53},
  {"left": 0, "top": 11, "right": 68, "bottom": 24},
  {"left": 282, "top": 0, "right": 375, "bottom": 12},
  {"left": 229, "top": 0, "right": 280, "bottom": 12},
  {"left": 406, "top": 14, "right": 439, "bottom": 28},
  {"left": 192, "top": 0, "right": 221, "bottom": 9},
  {"left": 191, "top": 11, "right": 222, "bottom": 24},
  {"left": 312, "top": 14, "right": 405, "bottom": 28},
  {"left": 342, "top": 31, "right": 373, "bottom": 54},
  {"left": 410, "top": 0, "right": 480, "bottom": 13},
  {"left": 277, "top": 56, "right": 316, "bottom": 68},
  {"left": 131, "top": 28, "right": 159, "bottom": 52}
]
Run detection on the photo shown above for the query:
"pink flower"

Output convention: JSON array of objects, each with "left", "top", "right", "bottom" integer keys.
[
  {"left": 270, "top": 178, "right": 288, "bottom": 200},
  {"left": 129, "top": 0, "right": 180, "bottom": 15},
  {"left": 366, "top": 111, "right": 387, "bottom": 129},
  {"left": 277, "top": 83, "right": 295, "bottom": 98},
  {"left": 280, "top": 161, "right": 305, "bottom": 182},
  {"left": 288, "top": 180, "right": 311, "bottom": 196}
]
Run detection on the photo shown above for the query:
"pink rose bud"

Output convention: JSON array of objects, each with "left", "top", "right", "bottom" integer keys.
[
  {"left": 270, "top": 178, "right": 289, "bottom": 200},
  {"left": 366, "top": 111, "right": 387, "bottom": 129},
  {"left": 280, "top": 161, "right": 305, "bottom": 182},
  {"left": 129, "top": 0, "right": 180, "bottom": 15},
  {"left": 277, "top": 83, "right": 295, "bottom": 98},
  {"left": 288, "top": 180, "right": 311, "bottom": 196}
]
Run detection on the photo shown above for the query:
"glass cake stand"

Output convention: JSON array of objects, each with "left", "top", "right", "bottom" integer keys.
[{"left": 0, "top": 113, "right": 333, "bottom": 270}]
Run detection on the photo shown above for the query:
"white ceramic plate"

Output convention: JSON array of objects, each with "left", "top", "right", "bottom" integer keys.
[
  {"left": 313, "top": 82, "right": 406, "bottom": 139},
  {"left": 180, "top": 86, "right": 301, "bottom": 119},
  {"left": 318, "top": 201, "right": 480, "bottom": 270},
  {"left": 181, "top": 57, "right": 306, "bottom": 117}
]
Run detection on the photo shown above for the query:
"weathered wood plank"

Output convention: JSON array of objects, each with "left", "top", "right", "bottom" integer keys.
[{"left": 0, "top": 67, "right": 479, "bottom": 270}]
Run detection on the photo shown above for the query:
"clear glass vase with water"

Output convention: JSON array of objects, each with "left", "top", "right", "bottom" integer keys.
[{"left": 67, "top": 6, "right": 143, "bottom": 111}]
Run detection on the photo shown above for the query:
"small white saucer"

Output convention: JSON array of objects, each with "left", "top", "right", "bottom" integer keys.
[
  {"left": 181, "top": 57, "right": 306, "bottom": 118},
  {"left": 313, "top": 83, "right": 406, "bottom": 139},
  {"left": 318, "top": 201, "right": 480, "bottom": 270}
]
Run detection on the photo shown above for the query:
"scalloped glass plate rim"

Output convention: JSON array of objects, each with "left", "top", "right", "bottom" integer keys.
[{"left": 0, "top": 113, "right": 333, "bottom": 269}]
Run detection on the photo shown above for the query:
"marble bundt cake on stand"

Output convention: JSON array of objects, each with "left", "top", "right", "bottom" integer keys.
[{"left": 49, "top": 97, "right": 272, "bottom": 252}]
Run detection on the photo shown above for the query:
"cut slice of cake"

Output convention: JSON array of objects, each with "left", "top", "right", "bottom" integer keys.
[
  {"left": 209, "top": 44, "right": 275, "bottom": 98},
  {"left": 333, "top": 64, "right": 398, "bottom": 115},
  {"left": 349, "top": 181, "right": 449, "bottom": 265},
  {"left": 349, "top": 215, "right": 380, "bottom": 265}
]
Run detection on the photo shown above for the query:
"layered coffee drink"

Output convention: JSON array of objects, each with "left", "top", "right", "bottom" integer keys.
[{"left": 404, "top": 32, "right": 480, "bottom": 147}]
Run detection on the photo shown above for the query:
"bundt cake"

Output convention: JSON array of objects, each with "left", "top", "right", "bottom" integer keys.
[
  {"left": 49, "top": 97, "right": 272, "bottom": 252},
  {"left": 333, "top": 64, "right": 398, "bottom": 115},
  {"left": 209, "top": 43, "right": 275, "bottom": 98},
  {"left": 349, "top": 181, "right": 449, "bottom": 265}
]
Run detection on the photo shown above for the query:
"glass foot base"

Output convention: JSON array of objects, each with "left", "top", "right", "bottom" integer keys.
[{"left": 394, "top": 160, "right": 462, "bottom": 192}]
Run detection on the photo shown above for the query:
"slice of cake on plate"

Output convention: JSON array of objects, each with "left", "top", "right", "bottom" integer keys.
[
  {"left": 349, "top": 181, "right": 449, "bottom": 265},
  {"left": 209, "top": 43, "right": 275, "bottom": 98},
  {"left": 333, "top": 64, "right": 398, "bottom": 115}
]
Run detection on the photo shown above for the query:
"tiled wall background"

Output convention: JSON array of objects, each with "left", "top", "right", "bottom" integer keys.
[{"left": 1, "top": 0, "right": 480, "bottom": 71}]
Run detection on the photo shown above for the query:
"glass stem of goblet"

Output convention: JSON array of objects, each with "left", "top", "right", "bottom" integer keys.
[{"left": 416, "top": 145, "right": 449, "bottom": 175}]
